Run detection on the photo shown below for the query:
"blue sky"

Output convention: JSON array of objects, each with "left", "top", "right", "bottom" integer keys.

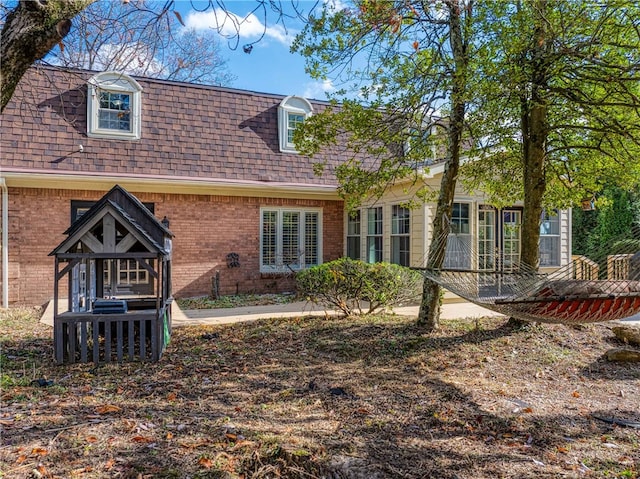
[{"left": 178, "top": 1, "right": 341, "bottom": 99}]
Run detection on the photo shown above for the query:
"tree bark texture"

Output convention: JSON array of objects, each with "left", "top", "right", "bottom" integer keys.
[
  {"left": 519, "top": 0, "right": 550, "bottom": 270},
  {"left": 1, "top": 0, "right": 94, "bottom": 112},
  {"left": 417, "top": 0, "right": 468, "bottom": 331}
]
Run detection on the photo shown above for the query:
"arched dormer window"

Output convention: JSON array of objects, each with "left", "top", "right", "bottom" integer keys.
[
  {"left": 87, "top": 71, "right": 142, "bottom": 140},
  {"left": 278, "top": 95, "right": 313, "bottom": 153}
]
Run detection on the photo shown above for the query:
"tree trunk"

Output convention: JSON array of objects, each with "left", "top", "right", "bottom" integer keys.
[
  {"left": 508, "top": 0, "right": 549, "bottom": 328},
  {"left": 1, "top": 0, "right": 94, "bottom": 112},
  {"left": 520, "top": 0, "right": 550, "bottom": 271},
  {"left": 417, "top": 0, "right": 468, "bottom": 331}
]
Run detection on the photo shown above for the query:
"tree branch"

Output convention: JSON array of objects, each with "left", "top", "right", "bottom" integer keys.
[{"left": 1, "top": 0, "right": 95, "bottom": 112}]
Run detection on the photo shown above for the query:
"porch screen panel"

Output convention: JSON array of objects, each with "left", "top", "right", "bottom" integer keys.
[
  {"left": 502, "top": 210, "right": 522, "bottom": 272},
  {"left": 478, "top": 208, "right": 496, "bottom": 271},
  {"left": 444, "top": 203, "right": 472, "bottom": 270}
]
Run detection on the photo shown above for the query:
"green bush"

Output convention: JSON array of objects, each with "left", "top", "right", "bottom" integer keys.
[{"left": 296, "top": 258, "right": 422, "bottom": 316}]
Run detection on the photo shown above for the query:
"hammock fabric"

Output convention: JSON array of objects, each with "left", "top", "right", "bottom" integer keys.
[
  {"left": 421, "top": 270, "right": 640, "bottom": 324},
  {"left": 420, "top": 225, "right": 640, "bottom": 324}
]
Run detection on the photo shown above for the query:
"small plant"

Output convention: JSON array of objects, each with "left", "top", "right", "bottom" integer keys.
[
  {"left": 177, "top": 293, "right": 296, "bottom": 310},
  {"left": 296, "top": 257, "right": 422, "bottom": 316}
]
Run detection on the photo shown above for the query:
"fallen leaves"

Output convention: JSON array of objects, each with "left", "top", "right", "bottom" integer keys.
[
  {"left": 2, "top": 311, "right": 640, "bottom": 478},
  {"left": 198, "top": 456, "right": 215, "bottom": 469},
  {"left": 131, "top": 435, "right": 154, "bottom": 444},
  {"left": 95, "top": 405, "right": 121, "bottom": 415},
  {"left": 31, "top": 447, "right": 48, "bottom": 457}
]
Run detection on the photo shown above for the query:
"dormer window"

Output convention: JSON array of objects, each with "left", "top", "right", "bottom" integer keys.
[
  {"left": 278, "top": 96, "right": 313, "bottom": 153},
  {"left": 87, "top": 72, "right": 142, "bottom": 140}
]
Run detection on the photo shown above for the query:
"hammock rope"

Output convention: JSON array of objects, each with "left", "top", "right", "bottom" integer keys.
[{"left": 418, "top": 220, "right": 640, "bottom": 324}]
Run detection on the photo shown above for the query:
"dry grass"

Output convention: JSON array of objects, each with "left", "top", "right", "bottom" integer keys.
[{"left": 1, "top": 307, "right": 639, "bottom": 478}]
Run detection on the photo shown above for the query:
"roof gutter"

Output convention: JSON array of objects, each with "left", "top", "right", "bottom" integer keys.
[
  {"left": 1, "top": 168, "right": 340, "bottom": 200},
  {"left": 0, "top": 177, "right": 8, "bottom": 309}
]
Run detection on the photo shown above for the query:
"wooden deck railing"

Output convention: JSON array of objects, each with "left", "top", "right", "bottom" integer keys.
[
  {"left": 572, "top": 255, "right": 599, "bottom": 280},
  {"left": 54, "top": 302, "right": 171, "bottom": 365},
  {"left": 607, "top": 254, "right": 633, "bottom": 280}
]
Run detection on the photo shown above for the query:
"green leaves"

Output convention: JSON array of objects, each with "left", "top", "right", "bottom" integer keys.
[{"left": 296, "top": 258, "right": 422, "bottom": 316}]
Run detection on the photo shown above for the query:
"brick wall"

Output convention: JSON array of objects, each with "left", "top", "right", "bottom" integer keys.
[{"left": 5, "top": 187, "right": 344, "bottom": 306}]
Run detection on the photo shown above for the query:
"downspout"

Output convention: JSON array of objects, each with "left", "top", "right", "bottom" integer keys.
[{"left": 0, "top": 178, "right": 8, "bottom": 308}]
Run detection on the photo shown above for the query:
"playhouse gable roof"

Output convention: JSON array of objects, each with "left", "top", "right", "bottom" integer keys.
[{"left": 50, "top": 185, "right": 172, "bottom": 256}]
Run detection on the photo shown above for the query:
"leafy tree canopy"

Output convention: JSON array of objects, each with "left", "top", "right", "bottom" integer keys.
[
  {"left": 462, "top": 0, "right": 640, "bottom": 211},
  {"left": 292, "top": 0, "right": 473, "bottom": 211}
]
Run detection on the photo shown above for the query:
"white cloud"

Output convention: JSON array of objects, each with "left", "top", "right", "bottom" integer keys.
[
  {"left": 184, "top": 8, "right": 295, "bottom": 46},
  {"left": 303, "top": 79, "right": 336, "bottom": 99},
  {"left": 56, "top": 42, "right": 166, "bottom": 77}
]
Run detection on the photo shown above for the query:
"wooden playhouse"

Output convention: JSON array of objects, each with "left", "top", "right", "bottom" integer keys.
[{"left": 50, "top": 185, "right": 174, "bottom": 364}]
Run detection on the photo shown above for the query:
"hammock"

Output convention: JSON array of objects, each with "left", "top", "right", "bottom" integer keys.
[{"left": 419, "top": 222, "right": 640, "bottom": 324}]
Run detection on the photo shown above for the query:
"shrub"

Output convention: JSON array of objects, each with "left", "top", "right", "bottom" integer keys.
[{"left": 296, "top": 258, "right": 422, "bottom": 316}]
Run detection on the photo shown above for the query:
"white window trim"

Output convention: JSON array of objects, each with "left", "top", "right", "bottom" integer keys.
[
  {"left": 87, "top": 71, "right": 142, "bottom": 140},
  {"left": 260, "top": 207, "right": 323, "bottom": 273},
  {"left": 391, "top": 204, "right": 410, "bottom": 266},
  {"left": 444, "top": 201, "right": 474, "bottom": 270},
  {"left": 366, "top": 206, "right": 383, "bottom": 263},
  {"left": 278, "top": 96, "right": 313, "bottom": 153},
  {"left": 345, "top": 209, "right": 362, "bottom": 260},
  {"left": 539, "top": 210, "right": 561, "bottom": 267},
  {"left": 105, "top": 259, "right": 150, "bottom": 286}
]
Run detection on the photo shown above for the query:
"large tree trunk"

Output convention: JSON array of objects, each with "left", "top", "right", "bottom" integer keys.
[
  {"left": 520, "top": 0, "right": 550, "bottom": 271},
  {"left": 1, "top": 0, "right": 93, "bottom": 112},
  {"left": 521, "top": 99, "right": 546, "bottom": 269},
  {"left": 509, "top": 0, "right": 549, "bottom": 328},
  {"left": 417, "top": 0, "right": 468, "bottom": 331}
]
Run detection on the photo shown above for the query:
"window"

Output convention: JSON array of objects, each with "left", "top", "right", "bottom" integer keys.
[
  {"left": 346, "top": 210, "right": 361, "bottom": 260},
  {"left": 70, "top": 200, "right": 96, "bottom": 223},
  {"left": 367, "top": 207, "right": 383, "bottom": 263},
  {"left": 260, "top": 208, "right": 322, "bottom": 272},
  {"left": 71, "top": 200, "right": 154, "bottom": 223},
  {"left": 391, "top": 205, "right": 410, "bottom": 266},
  {"left": 104, "top": 259, "right": 150, "bottom": 286},
  {"left": 288, "top": 113, "right": 305, "bottom": 144},
  {"left": 87, "top": 71, "right": 142, "bottom": 140},
  {"left": 98, "top": 91, "right": 131, "bottom": 131},
  {"left": 278, "top": 96, "right": 313, "bottom": 153},
  {"left": 502, "top": 209, "right": 522, "bottom": 271},
  {"left": 444, "top": 202, "right": 472, "bottom": 269},
  {"left": 450, "top": 202, "right": 470, "bottom": 234},
  {"left": 478, "top": 206, "right": 496, "bottom": 271},
  {"left": 539, "top": 210, "right": 560, "bottom": 267}
]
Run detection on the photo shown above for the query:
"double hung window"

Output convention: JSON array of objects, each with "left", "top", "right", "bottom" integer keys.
[
  {"left": 367, "top": 207, "right": 383, "bottom": 263},
  {"left": 278, "top": 96, "right": 313, "bottom": 153},
  {"left": 539, "top": 210, "right": 560, "bottom": 266},
  {"left": 391, "top": 205, "right": 410, "bottom": 266},
  {"left": 87, "top": 72, "right": 142, "bottom": 140},
  {"left": 98, "top": 91, "right": 131, "bottom": 132},
  {"left": 346, "top": 211, "right": 361, "bottom": 260}
]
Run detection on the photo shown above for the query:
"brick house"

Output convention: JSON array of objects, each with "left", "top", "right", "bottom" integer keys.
[
  {"left": 1, "top": 66, "right": 573, "bottom": 309},
  {"left": 1, "top": 66, "right": 348, "bottom": 307}
]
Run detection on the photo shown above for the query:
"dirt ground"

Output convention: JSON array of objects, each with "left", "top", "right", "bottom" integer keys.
[{"left": 1, "top": 307, "right": 639, "bottom": 478}]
